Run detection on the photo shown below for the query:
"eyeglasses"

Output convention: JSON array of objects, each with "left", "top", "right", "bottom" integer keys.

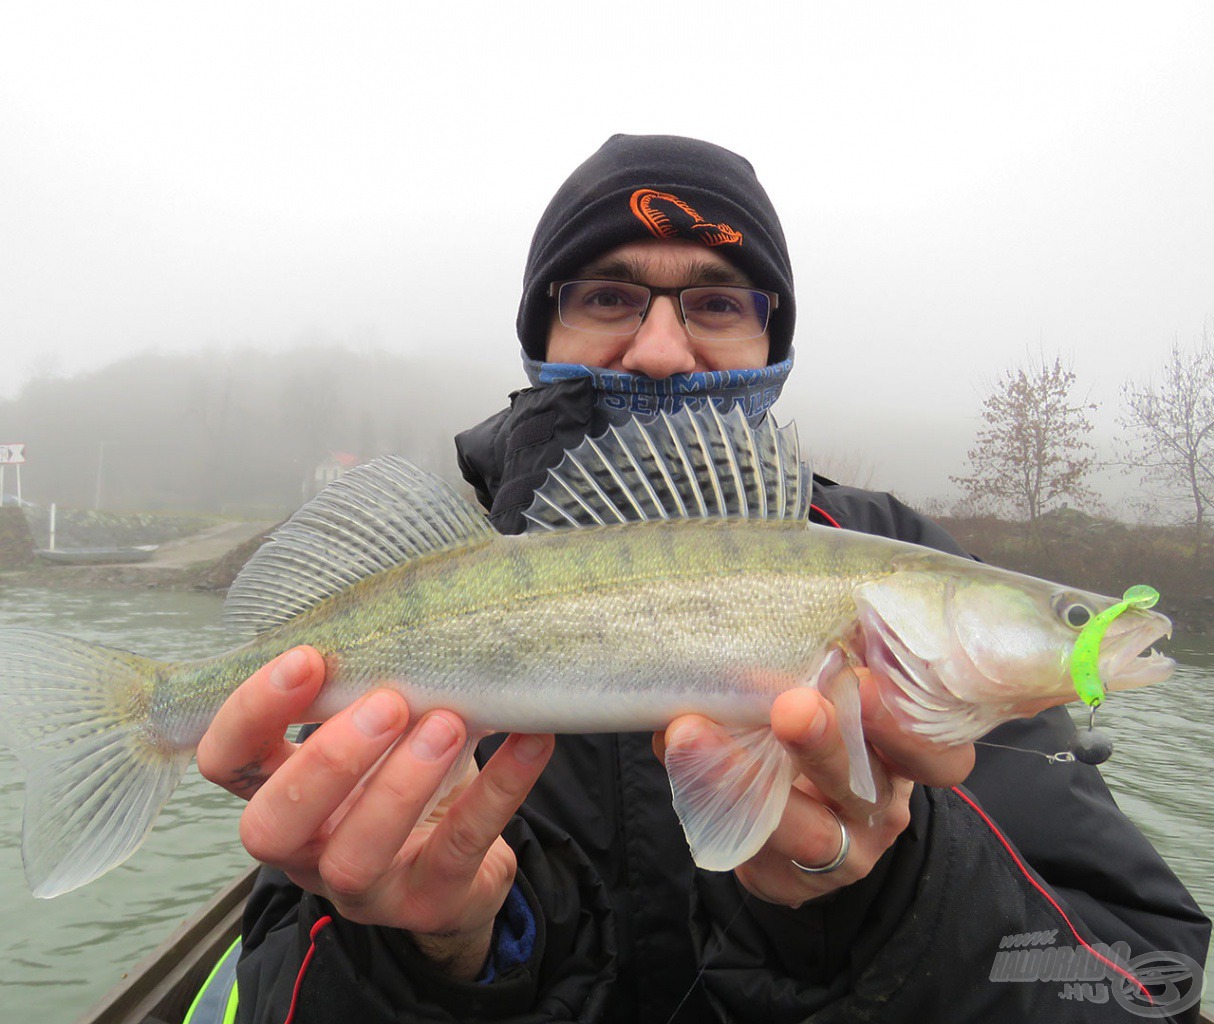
[{"left": 548, "top": 279, "right": 778, "bottom": 342}]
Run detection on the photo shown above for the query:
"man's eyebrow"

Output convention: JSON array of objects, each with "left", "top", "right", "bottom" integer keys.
[{"left": 578, "top": 256, "right": 753, "bottom": 287}]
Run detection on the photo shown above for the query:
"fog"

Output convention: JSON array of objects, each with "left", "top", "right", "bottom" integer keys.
[{"left": 1, "top": 2, "right": 1211, "bottom": 509}]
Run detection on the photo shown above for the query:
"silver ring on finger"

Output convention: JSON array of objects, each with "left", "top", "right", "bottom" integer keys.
[{"left": 791, "top": 807, "right": 850, "bottom": 875}]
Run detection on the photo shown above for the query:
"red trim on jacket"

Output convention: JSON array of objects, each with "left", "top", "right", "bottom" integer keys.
[
  {"left": 951, "top": 786, "right": 1152, "bottom": 1005},
  {"left": 810, "top": 504, "right": 842, "bottom": 529},
  {"left": 284, "top": 914, "right": 333, "bottom": 1024}
]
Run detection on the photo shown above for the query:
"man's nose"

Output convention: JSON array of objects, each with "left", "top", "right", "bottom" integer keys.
[{"left": 619, "top": 296, "right": 697, "bottom": 378}]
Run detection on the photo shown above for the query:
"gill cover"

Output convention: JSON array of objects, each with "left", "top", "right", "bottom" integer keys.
[{"left": 851, "top": 569, "right": 1079, "bottom": 742}]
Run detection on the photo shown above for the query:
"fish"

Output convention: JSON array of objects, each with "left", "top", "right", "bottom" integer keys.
[{"left": 0, "top": 405, "right": 1174, "bottom": 898}]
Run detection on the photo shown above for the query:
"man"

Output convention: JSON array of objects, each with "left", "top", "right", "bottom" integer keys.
[{"left": 198, "top": 135, "right": 1208, "bottom": 1022}]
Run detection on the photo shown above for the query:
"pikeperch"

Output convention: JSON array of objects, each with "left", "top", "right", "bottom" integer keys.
[{"left": 0, "top": 406, "right": 1174, "bottom": 897}]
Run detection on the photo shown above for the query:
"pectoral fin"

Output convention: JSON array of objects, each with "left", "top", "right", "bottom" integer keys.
[
  {"left": 664, "top": 725, "right": 796, "bottom": 872},
  {"left": 817, "top": 657, "right": 878, "bottom": 804},
  {"left": 417, "top": 736, "right": 479, "bottom": 827}
]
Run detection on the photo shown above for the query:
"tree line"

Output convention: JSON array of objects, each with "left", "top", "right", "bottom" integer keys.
[{"left": 950, "top": 326, "right": 1214, "bottom": 550}]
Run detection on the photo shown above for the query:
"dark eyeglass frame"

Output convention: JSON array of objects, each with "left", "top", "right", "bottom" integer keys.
[{"left": 547, "top": 279, "right": 779, "bottom": 342}]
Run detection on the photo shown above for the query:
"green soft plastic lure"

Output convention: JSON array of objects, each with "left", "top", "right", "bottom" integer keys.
[{"left": 1069, "top": 585, "right": 1161, "bottom": 707}]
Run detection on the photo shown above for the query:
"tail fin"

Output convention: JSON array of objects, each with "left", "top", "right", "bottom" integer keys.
[{"left": 0, "top": 629, "right": 187, "bottom": 898}]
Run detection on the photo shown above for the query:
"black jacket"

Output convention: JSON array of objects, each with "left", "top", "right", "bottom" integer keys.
[{"left": 236, "top": 382, "right": 1209, "bottom": 1023}]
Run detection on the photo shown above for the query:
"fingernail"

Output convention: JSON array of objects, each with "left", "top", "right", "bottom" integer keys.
[
  {"left": 270, "top": 649, "right": 310, "bottom": 692},
  {"left": 352, "top": 691, "right": 402, "bottom": 737},
  {"left": 861, "top": 690, "right": 889, "bottom": 724},
  {"left": 666, "top": 720, "right": 701, "bottom": 751},
  {"left": 410, "top": 715, "right": 459, "bottom": 761},
  {"left": 800, "top": 704, "right": 829, "bottom": 745},
  {"left": 513, "top": 735, "right": 548, "bottom": 765}
]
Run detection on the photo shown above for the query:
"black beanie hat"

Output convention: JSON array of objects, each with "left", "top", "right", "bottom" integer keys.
[{"left": 517, "top": 135, "right": 796, "bottom": 364}]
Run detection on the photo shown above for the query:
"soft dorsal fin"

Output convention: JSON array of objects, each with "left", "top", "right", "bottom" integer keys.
[
  {"left": 224, "top": 457, "right": 494, "bottom": 636},
  {"left": 523, "top": 403, "right": 809, "bottom": 532}
]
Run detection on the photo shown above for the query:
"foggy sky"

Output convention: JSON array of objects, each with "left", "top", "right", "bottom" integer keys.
[{"left": 2, "top": 1, "right": 1212, "bottom": 507}]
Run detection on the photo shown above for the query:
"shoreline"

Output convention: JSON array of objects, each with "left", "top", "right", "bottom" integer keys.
[
  {"left": 4, "top": 562, "right": 227, "bottom": 590},
  {"left": 0, "top": 516, "right": 278, "bottom": 593}
]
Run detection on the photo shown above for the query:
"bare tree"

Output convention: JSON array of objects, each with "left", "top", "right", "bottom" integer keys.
[
  {"left": 1120, "top": 328, "right": 1214, "bottom": 553},
  {"left": 951, "top": 354, "right": 1098, "bottom": 524}
]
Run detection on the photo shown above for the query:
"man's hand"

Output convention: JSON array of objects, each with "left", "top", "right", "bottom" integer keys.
[
  {"left": 657, "top": 669, "right": 974, "bottom": 906},
  {"left": 196, "top": 646, "right": 554, "bottom": 980}
]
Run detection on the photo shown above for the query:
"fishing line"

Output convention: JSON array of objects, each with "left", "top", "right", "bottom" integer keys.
[
  {"left": 974, "top": 740, "right": 1077, "bottom": 764},
  {"left": 976, "top": 706, "right": 1113, "bottom": 766},
  {"left": 664, "top": 888, "right": 751, "bottom": 1024}
]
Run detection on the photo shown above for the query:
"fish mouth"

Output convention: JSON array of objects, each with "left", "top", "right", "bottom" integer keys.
[{"left": 1099, "top": 614, "right": 1175, "bottom": 690}]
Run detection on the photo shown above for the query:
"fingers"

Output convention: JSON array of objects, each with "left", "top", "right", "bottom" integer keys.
[
  {"left": 771, "top": 672, "right": 976, "bottom": 799},
  {"left": 656, "top": 682, "right": 907, "bottom": 906},
  {"left": 659, "top": 703, "right": 914, "bottom": 905},
  {"left": 239, "top": 691, "right": 553, "bottom": 938},
  {"left": 770, "top": 686, "right": 892, "bottom": 814},
  {"left": 859, "top": 673, "right": 975, "bottom": 787},
  {"left": 238, "top": 688, "right": 415, "bottom": 872},
  {"left": 312, "top": 708, "right": 475, "bottom": 902},
  {"left": 316, "top": 729, "right": 553, "bottom": 935},
  {"left": 198, "top": 649, "right": 557, "bottom": 943},
  {"left": 737, "top": 777, "right": 913, "bottom": 905},
  {"left": 749, "top": 687, "right": 913, "bottom": 903},
  {"left": 197, "top": 646, "right": 326, "bottom": 799},
  {"left": 419, "top": 733, "right": 554, "bottom": 882}
]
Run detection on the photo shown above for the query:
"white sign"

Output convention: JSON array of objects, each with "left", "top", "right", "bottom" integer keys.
[{"left": 0, "top": 444, "right": 25, "bottom": 465}]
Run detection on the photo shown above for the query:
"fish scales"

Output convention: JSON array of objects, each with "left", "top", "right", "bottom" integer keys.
[
  {"left": 323, "top": 520, "right": 875, "bottom": 731},
  {"left": 158, "top": 519, "right": 896, "bottom": 744}
]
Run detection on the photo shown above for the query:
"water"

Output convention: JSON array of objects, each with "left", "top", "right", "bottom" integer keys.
[
  {"left": 0, "top": 587, "right": 1211, "bottom": 1019},
  {"left": 0, "top": 587, "right": 249, "bottom": 1020},
  {"left": 1097, "top": 637, "right": 1214, "bottom": 1008}
]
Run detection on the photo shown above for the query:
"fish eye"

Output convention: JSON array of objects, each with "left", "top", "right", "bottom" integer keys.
[
  {"left": 1065, "top": 605, "right": 1092, "bottom": 629},
  {"left": 1053, "top": 594, "right": 1095, "bottom": 630}
]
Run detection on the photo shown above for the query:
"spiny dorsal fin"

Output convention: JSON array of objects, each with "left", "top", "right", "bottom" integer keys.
[
  {"left": 523, "top": 404, "right": 809, "bottom": 532},
  {"left": 224, "top": 457, "right": 493, "bottom": 636}
]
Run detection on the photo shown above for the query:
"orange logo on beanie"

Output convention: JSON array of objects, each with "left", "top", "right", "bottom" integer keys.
[{"left": 629, "top": 189, "right": 743, "bottom": 247}]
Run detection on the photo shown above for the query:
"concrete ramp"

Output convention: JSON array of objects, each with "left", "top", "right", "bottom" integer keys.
[{"left": 138, "top": 520, "right": 278, "bottom": 570}]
